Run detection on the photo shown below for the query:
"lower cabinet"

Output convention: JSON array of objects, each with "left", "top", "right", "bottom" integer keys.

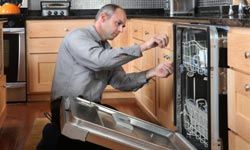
[
  {"left": 156, "top": 49, "right": 175, "bottom": 130},
  {"left": 227, "top": 27, "right": 250, "bottom": 148},
  {"left": 26, "top": 19, "right": 93, "bottom": 101},
  {"left": 0, "top": 75, "right": 6, "bottom": 126},
  {"left": 229, "top": 131, "right": 250, "bottom": 150},
  {"left": 28, "top": 53, "right": 57, "bottom": 93}
]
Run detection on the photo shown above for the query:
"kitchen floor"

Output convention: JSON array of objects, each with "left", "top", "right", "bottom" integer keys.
[{"left": 0, "top": 98, "right": 152, "bottom": 150}]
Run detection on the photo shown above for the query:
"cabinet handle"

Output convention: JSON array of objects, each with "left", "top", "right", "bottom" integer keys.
[
  {"left": 0, "top": 85, "right": 6, "bottom": 88},
  {"left": 64, "top": 28, "right": 69, "bottom": 32},
  {"left": 245, "top": 51, "right": 250, "bottom": 59},
  {"left": 245, "top": 84, "right": 250, "bottom": 92},
  {"left": 144, "top": 31, "right": 149, "bottom": 35},
  {"left": 134, "top": 29, "right": 138, "bottom": 33},
  {"left": 163, "top": 54, "right": 171, "bottom": 60}
]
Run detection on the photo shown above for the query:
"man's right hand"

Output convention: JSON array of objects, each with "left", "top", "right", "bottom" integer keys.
[{"left": 140, "top": 34, "right": 168, "bottom": 52}]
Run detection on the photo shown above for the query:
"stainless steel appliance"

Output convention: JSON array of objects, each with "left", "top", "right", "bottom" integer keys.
[
  {"left": 41, "top": 1, "right": 71, "bottom": 16},
  {"left": 174, "top": 24, "right": 228, "bottom": 150},
  {"left": 169, "top": 0, "right": 195, "bottom": 16},
  {"left": 3, "top": 27, "right": 26, "bottom": 102},
  {"left": 60, "top": 97, "right": 196, "bottom": 150}
]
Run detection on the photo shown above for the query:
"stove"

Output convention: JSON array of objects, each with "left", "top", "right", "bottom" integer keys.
[{"left": 41, "top": 1, "right": 71, "bottom": 17}]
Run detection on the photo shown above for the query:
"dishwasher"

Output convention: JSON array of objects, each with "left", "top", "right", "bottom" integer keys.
[{"left": 60, "top": 23, "right": 228, "bottom": 150}]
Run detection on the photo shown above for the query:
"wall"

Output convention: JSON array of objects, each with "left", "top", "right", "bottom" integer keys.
[{"left": 29, "top": 0, "right": 164, "bottom": 10}]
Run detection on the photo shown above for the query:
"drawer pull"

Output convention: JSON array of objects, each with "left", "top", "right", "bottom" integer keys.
[
  {"left": 144, "top": 31, "right": 149, "bottom": 35},
  {"left": 245, "top": 84, "right": 250, "bottom": 92},
  {"left": 245, "top": 51, "right": 250, "bottom": 59},
  {"left": 164, "top": 54, "right": 171, "bottom": 60},
  {"left": 134, "top": 29, "right": 138, "bottom": 33},
  {"left": 64, "top": 28, "right": 69, "bottom": 32}
]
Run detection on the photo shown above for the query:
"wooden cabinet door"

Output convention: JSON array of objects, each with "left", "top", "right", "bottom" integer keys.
[
  {"left": 156, "top": 49, "right": 175, "bottom": 130},
  {"left": 0, "top": 26, "right": 3, "bottom": 75},
  {"left": 155, "top": 21, "right": 175, "bottom": 129},
  {"left": 0, "top": 75, "right": 6, "bottom": 113},
  {"left": 28, "top": 54, "right": 57, "bottom": 93},
  {"left": 140, "top": 80, "right": 156, "bottom": 116},
  {"left": 229, "top": 131, "right": 250, "bottom": 150},
  {"left": 228, "top": 69, "right": 250, "bottom": 142},
  {"left": 130, "top": 38, "right": 143, "bottom": 71}
]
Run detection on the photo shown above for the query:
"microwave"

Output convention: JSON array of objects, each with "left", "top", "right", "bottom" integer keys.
[{"left": 164, "top": 0, "right": 195, "bottom": 16}]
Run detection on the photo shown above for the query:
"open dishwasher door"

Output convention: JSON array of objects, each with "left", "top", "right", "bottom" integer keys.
[{"left": 60, "top": 97, "right": 196, "bottom": 150}]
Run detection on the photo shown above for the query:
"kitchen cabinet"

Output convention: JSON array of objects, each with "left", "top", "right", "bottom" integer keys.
[
  {"left": 0, "top": 21, "right": 6, "bottom": 127},
  {"left": 0, "top": 22, "right": 3, "bottom": 75},
  {"left": 129, "top": 19, "right": 175, "bottom": 126},
  {"left": 228, "top": 27, "right": 250, "bottom": 148},
  {"left": 0, "top": 75, "right": 6, "bottom": 116},
  {"left": 103, "top": 22, "right": 134, "bottom": 99},
  {"left": 129, "top": 19, "right": 157, "bottom": 120},
  {"left": 155, "top": 21, "right": 175, "bottom": 130},
  {"left": 26, "top": 19, "right": 93, "bottom": 101}
]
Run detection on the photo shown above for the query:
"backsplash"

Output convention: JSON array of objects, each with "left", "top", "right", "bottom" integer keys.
[
  {"left": 29, "top": 0, "right": 164, "bottom": 10},
  {"left": 197, "top": 0, "right": 231, "bottom": 7}
]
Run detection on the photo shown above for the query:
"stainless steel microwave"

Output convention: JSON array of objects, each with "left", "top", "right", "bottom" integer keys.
[{"left": 167, "top": 0, "right": 195, "bottom": 16}]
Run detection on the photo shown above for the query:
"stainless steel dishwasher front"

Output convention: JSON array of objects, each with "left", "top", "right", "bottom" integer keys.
[{"left": 60, "top": 97, "right": 196, "bottom": 150}]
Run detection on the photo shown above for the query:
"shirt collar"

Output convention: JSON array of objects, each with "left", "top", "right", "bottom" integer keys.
[{"left": 87, "top": 25, "right": 103, "bottom": 43}]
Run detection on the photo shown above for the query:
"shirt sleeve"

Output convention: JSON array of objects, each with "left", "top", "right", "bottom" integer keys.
[
  {"left": 108, "top": 67, "right": 148, "bottom": 91},
  {"left": 63, "top": 29, "right": 142, "bottom": 71}
]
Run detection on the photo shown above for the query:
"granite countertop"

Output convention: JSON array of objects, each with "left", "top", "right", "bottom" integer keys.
[{"left": 26, "top": 9, "right": 250, "bottom": 27}]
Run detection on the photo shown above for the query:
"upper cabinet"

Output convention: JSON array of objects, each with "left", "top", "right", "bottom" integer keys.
[{"left": 228, "top": 27, "right": 250, "bottom": 148}]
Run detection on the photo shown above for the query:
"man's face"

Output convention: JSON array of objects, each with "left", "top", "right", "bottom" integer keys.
[{"left": 103, "top": 8, "right": 127, "bottom": 40}]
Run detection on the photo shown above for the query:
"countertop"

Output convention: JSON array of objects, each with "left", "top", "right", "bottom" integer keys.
[{"left": 26, "top": 9, "right": 250, "bottom": 27}]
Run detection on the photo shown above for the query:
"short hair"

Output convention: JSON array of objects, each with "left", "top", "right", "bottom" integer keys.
[{"left": 95, "top": 4, "right": 125, "bottom": 21}]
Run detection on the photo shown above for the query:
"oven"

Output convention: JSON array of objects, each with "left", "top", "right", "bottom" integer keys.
[
  {"left": 174, "top": 24, "right": 228, "bottom": 150},
  {"left": 1, "top": 0, "right": 28, "bottom": 102},
  {"left": 3, "top": 27, "right": 26, "bottom": 102}
]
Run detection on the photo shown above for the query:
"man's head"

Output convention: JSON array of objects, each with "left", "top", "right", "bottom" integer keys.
[{"left": 94, "top": 4, "right": 127, "bottom": 40}]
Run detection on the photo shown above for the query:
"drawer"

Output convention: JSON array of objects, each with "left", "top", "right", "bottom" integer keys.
[
  {"left": 27, "top": 38, "right": 63, "bottom": 53},
  {"left": 26, "top": 19, "right": 93, "bottom": 38},
  {"left": 155, "top": 22, "right": 173, "bottom": 51},
  {"left": 228, "top": 69, "right": 250, "bottom": 142},
  {"left": 228, "top": 29, "right": 250, "bottom": 74},
  {"left": 130, "top": 21, "right": 143, "bottom": 40}
]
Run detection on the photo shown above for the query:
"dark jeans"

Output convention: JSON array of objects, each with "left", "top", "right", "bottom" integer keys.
[{"left": 37, "top": 97, "right": 113, "bottom": 150}]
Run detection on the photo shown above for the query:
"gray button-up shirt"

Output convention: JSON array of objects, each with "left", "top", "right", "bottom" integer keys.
[{"left": 51, "top": 25, "right": 148, "bottom": 102}]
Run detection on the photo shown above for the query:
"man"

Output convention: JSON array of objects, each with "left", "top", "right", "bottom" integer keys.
[{"left": 38, "top": 4, "right": 173, "bottom": 150}]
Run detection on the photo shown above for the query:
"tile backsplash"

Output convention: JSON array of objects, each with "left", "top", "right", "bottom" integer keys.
[{"left": 29, "top": 0, "right": 164, "bottom": 10}]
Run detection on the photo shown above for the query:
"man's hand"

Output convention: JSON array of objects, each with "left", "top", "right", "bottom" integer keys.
[
  {"left": 146, "top": 62, "right": 173, "bottom": 79},
  {"left": 140, "top": 34, "right": 168, "bottom": 52}
]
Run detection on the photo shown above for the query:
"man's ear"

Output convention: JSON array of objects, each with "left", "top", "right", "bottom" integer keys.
[{"left": 99, "top": 12, "right": 108, "bottom": 23}]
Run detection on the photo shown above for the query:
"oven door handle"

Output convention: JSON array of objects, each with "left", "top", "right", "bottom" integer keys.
[
  {"left": 17, "top": 32, "right": 26, "bottom": 81},
  {"left": 6, "top": 82, "right": 26, "bottom": 88},
  {"left": 3, "top": 28, "right": 25, "bottom": 34}
]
